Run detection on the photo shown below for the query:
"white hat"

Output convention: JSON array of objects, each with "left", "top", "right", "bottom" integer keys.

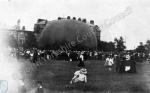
[{"left": 80, "top": 68, "right": 87, "bottom": 74}]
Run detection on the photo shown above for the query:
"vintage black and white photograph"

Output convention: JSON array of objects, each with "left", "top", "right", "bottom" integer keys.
[{"left": 0, "top": 0, "right": 150, "bottom": 93}]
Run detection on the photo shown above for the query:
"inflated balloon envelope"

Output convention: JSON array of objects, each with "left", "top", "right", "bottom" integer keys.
[{"left": 38, "top": 19, "right": 97, "bottom": 51}]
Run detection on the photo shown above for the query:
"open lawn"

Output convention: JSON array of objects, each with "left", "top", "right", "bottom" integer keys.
[{"left": 24, "top": 59, "right": 150, "bottom": 93}]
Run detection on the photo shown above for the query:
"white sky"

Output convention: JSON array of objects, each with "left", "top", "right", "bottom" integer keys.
[{"left": 0, "top": 0, "right": 150, "bottom": 49}]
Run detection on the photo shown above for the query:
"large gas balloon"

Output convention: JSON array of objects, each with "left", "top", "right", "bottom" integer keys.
[{"left": 38, "top": 19, "right": 97, "bottom": 51}]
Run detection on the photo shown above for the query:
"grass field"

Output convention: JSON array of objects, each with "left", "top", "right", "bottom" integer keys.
[{"left": 23, "top": 59, "right": 150, "bottom": 93}]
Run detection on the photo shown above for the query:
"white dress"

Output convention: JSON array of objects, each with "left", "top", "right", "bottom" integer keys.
[
  {"left": 108, "top": 58, "right": 114, "bottom": 66},
  {"left": 80, "top": 55, "right": 84, "bottom": 61},
  {"left": 104, "top": 58, "right": 109, "bottom": 67},
  {"left": 71, "top": 70, "right": 87, "bottom": 83}
]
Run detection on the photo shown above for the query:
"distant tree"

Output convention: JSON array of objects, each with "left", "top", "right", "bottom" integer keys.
[
  {"left": 23, "top": 33, "right": 38, "bottom": 49},
  {"left": 73, "top": 17, "right": 76, "bottom": 20},
  {"left": 78, "top": 18, "right": 81, "bottom": 21},
  {"left": 37, "top": 19, "right": 45, "bottom": 23},
  {"left": 98, "top": 41, "right": 106, "bottom": 51},
  {"left": 145, "top": 40, "right": 150, "bottom": 53},
  {"left": 58, "top": 17, "right": 61, "bottom": 20},
  {"left": 67, "top": 16, "right": 70, "bottom": 19},
  {"left": 97, "top": 41, "right": 115, "bottom": 52},
  {"left": 136, "top": 42, "right": 146, "bottom": 53},
  {"left": 106, "top": 41, "right": 115, "bottom": 52},
  {"left": 114, "top": 36, "right": 126, "bottom": 52},
  {"left": 82, "top": 19, "right": 86, "bottom": 23}
]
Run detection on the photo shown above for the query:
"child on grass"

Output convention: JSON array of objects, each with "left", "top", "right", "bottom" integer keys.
[{"left": 70, "top": 68, "right": 87, "bottom": 84}]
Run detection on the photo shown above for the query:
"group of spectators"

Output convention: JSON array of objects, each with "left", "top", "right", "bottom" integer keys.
[
  {"left": 104, "top": 52, "right": 142, "bottom": 73},
  {"left": 7, "top": 47, "right": 150, "bottom": 64},
  {"left": 5, "top": 47, "right": 150, "bottom": 74},
  {"left": 11, "top": 48, "right": 106, "bottom": 62},
  {"left": 3, "top": 47, "right": 149, "bottom": 74},
  {"left": 1, "top": 46, "right": 150, "bottom": 93}
]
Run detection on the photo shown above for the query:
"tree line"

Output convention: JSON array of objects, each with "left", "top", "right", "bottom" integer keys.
[
  {"left": 8, "top": 33, "right": 126, "bottom": 52},
  {"left": 97, "top": 36, "right": 126, "bottom": 52},
  {"left": 8, "top": 33, "right": 150, "bottom": 54},
  {"left": 136, "top": 40, "right": 150, "bottom": 54}
]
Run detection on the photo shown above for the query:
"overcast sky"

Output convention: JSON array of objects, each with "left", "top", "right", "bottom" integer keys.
[{"left": 0, "top": 0, "right": 150, "bottom": 49}]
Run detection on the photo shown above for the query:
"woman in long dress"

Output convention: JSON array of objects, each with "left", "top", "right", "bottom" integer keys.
[
  {"left": 108, "top": 57, "right": 114, "bottom": 71},
  {"left": 104, "top": 56, "right": 113, "bottom": 71},
  {"left": 129, "top": 54, "right": 137, "bottom": 73},
  {"left": 125, "top": 53, "right": 131, "bottom": 72},
  {"left": 104, "top": 56, "right": 110, "bottom": 67},
  {"left": 78, "top": 53, "right": 85, "bottom": 67},
  {"left": 119, "top": 54, "right": 126, "bottom": 73}
]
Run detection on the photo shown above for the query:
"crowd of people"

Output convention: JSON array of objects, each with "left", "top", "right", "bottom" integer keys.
[
  {"left": 4, "top": 47, "right": 150, "bottom": 73},
  {"left": 3, "top": 47, "right": 150, "bottom": 74},
  {"left": 1, "top": 46, "right": 150, "bottom": 93},
  {"left": 104, "top": 52, "right": 138, "bottom": 73},
  {"left": 8, "top": 47, "right": 150, "bottom": 63},
  {"left": 7, "top": 47, "right": 150, "bottom": 75}
]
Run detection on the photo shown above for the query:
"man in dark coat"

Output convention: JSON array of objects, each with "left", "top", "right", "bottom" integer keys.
[
  {"left": 33, "top": 50, "right": 38, "bottom": 63},
  {"left": 119, "top": 54, "right": 126, "bottom": 73},
  {"left": 148, "top": 53, "right": 150, "bottom": 63},
  {"left": 115, "top": 55, "right": 121, "bottom": 72},
  {"left": 83, "top": 52, "right": 88, "bottom": 61},
  {"left": 129, "top": 53, "right": 137, "bottom": 73},
  {"left": 16, "top": 50, "right": 20, "bottom": 60}
]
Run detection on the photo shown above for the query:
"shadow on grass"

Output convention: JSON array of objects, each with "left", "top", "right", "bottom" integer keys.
[
  {"left": 65, "top": 83, "right": 106, "bottom": 92},
  {"left": 129, "top": 85, "right": 147, "bottom": 93}
]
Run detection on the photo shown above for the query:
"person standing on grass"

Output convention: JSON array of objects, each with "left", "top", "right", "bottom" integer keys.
[
  {"left": 148, "top": 53, "right": 150, "bottom": 68},
  {"left": 94, "top": 51, "right": 98, "bottom": 59},
  {"left": 30, "top": 51, "right": 34, "bottom": 63},
  {"left": 125, "top": 52, "right": 131, "bottom": 73},
  {"left": 115, "top": 54, "right": 121, "bottom": 72},
  {"left": 108, "top": 56, "right": 114, "bottom": 71},
  {"left": 104, "top": 55, "right": 110, "bottom": 67},
  {"left": 78, "top": 53, "right": 85, "bottom": 67},
  {"left": 16, "top": 49, "right": 20, "bottom": 60},
  {"left": 129, "top": 53, "right": 137, "bottom": 73},
  {"left": 119, "top": 54, "right": 126, "bottom": 73},
  {"left": 33, "top": 49, "right": 38, "bottom": 63},
  {"left": 104, "top": 55, "right": 113, "bottom": 71},
  {"left": 148, "top": 53, "right": 150, "bottom": 63}
]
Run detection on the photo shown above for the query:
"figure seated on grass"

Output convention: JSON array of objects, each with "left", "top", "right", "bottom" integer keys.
[
  {"left": 35, "top": 81, "right": 44, "bottom": 93},
  {"left": 70, "top": 68, "right": 87, "bottom": 84},
  {"left": 27, "top": 80, "right": 50, "bottom": 93}
]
